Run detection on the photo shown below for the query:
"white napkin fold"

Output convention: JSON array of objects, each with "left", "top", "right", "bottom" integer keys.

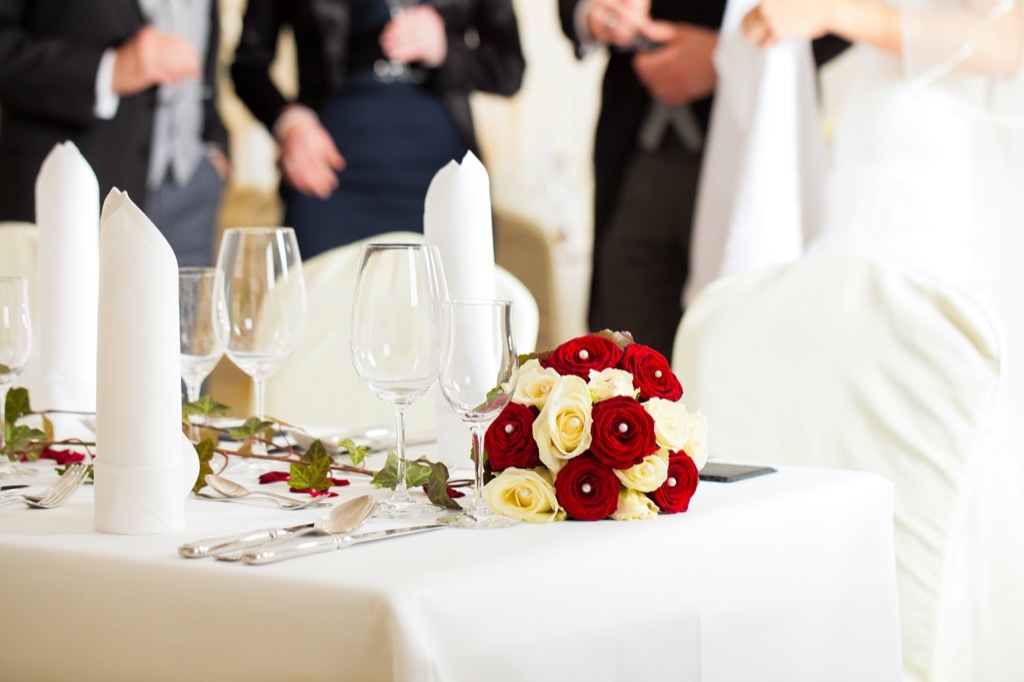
[
  {"left": 93, "top": 190, "right": 197, "bottom": 534},
  {"left": 424, "top": 152, "right": 497, "bottom": 471},
  {"left": 21, "top": 142, "right": 99, "bottom": 438},
  {"left": 684, "top": 0, "right": 826, "bottom": 304}
]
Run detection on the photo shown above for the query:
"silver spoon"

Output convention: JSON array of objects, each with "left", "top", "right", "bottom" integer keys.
[
  {"left": 203, "top": 474, "right": 327, "bottom": 509},
  {"left": 179, "top": 494, "right": 378, "bottom": 559},
  {"left": 214, "top": 494, "right": 378, "bottom": 562}
]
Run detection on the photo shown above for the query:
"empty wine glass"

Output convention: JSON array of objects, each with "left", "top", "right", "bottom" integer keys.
[
  {"left": 179, "top": 267, "right": 227, "bottom": 441},
  {"left": 350, "top": 243, "right": 445, "bottom": 517},
  {"left": 437, "top": 300, "right": 519, "bottom": 529},
  {"left": 216, "top": 228, "right": 307, "bottom": 467},
  {"left": 0, "top": 277, "right": 34, "bottom": 480}
]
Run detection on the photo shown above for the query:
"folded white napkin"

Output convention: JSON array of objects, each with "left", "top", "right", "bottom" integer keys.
[
  {"left": 684, "top": 0, "right": 826, "bottom": 304},
  {"left": 21, "top": 142, "right": 99, "bottom": 438},
  {"left": 94, "top": 190, "right": 197, "bottom": 534},
  {"left": 424, "top": 152, "right": 497, "bottom": 471}
]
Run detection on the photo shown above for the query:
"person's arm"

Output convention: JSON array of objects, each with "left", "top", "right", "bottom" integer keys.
[
  {"left": 230, "top": 0, "right": 291, "bottom": 131},
  {"left": 745, "top": 0, "right": 1019, "bottom": 77},
  {"left": 0, "top": 1, "right": 110, "bottom": 125},
  {"left": 428, "top": 0, "right": 525, "bottom": 97}
]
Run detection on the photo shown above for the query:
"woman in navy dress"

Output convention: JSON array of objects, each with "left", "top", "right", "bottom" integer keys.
[{"left": 232, "top": 0, "right": 524, "bottom": 259}]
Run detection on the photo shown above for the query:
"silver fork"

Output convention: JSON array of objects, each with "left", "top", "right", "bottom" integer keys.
[{"left": 0, "top": 463, "right": 89, "bottom": 509}]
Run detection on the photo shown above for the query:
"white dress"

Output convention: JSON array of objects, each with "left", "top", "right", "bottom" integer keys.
[{"left": 690, "top": 2, "right": 1024, "bottom": 680}]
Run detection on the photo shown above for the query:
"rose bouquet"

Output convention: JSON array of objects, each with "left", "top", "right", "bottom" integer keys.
[{"left": 482, "top": 331, "right": 708, "bottom": 522}]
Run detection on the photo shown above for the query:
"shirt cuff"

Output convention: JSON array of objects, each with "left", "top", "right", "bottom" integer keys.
[
  {"left": 574, "top": 0, "right": 603, "bottom": 55},
  {"left": 94, "top": 48, "right": 120, "bottom": 120}
]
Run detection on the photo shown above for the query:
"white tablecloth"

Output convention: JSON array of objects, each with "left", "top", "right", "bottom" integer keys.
[{"left": 0, "top": 465, "right": 902, "bottom": 681}]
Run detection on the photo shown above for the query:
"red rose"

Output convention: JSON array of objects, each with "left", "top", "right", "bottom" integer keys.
[
  {"left": 649, "top": 451, "right": 699, "bottom": 513},
  {"left": 542, "top": 334, "right": 624, "bottom": 380},
  {"left": 589, "top": 396, "right": 658, "bottom": 469},
  {"left": 554, "top": 453, "right": 620, "bottom": 521},
  {"left": 485, "top": 403, "right": 541, "bottom": 471},
  {"left": 618, "top": 343, "right": 683, "bottom": 401}
]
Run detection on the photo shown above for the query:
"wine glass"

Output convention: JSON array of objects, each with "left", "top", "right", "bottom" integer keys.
[
  {"left": 0, "top": 277, "right": 34, "bottom": 480},
  {"left": 350, "top": 243, "right": 445, "bottom": 517},
  {"left": 377, "top": 0, "right": 424, "bottom": 83},
  {"left": 179, "top": 267, "right": 227, "bottom": 441},
  {"left": 437, "top": 299, "right": 520, "bottom": 529},
  {"left": 216, "top": 228, "right": 307, "bottom": 467}
]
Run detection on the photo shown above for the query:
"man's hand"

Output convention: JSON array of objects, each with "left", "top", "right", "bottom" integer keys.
[
  {"left": 111, "top": 26, "right": 201, "bottom": 95},
  {"left": 633, "top": 22, "right": 718, "bottom": 106},
  {"left": 380, "top": 5, "right": 448, "bottom": 68},
  {"left": 586, "top": 0, "right": 653, "bottom": 47},
  {"left": 277, "top": 110, "right": 345, "bottom": 199}
]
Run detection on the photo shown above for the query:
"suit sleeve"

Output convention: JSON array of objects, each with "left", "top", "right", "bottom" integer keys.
[
  {"left": 430, "top": 0, "right": 525, "bottom": 97},
  {"left": 0, "top": 0, "right": 108, "bottom": 126},
  {"left": 558, "top": 0, "right": 585, "bottom": 53},
  {"left": 201, "top": 0, "right": 228, "bottom": 149},
  {"left": 230, "top": 0, "right": 290, "bottom": 131}
]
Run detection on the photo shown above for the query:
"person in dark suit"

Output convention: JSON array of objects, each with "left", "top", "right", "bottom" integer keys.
[
  {"left": 231, "top": 0, "right": 524, "bottom": 260},
  {"left": 558, "top": 0, "right": 846, "bottom": 358},
  {"left": 0, "top": 0, "right": 228, "bottom": 266}
]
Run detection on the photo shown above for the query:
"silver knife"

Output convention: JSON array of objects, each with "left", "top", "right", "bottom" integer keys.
[
  {"left": 241, "top": 524, "right": 442, "bottom": 565},
  {"left": 178, "top": 522, "right": 316, "bottom": 558}
]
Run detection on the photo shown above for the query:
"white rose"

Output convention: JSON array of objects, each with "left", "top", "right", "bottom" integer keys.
[
  {"left": 643, "top": 398, "right": 689, "bottom": 452},
  {"left": 484, "top": 467, "right": 565, "bottom": 523},
  {"left": 683, "top": 410, "right": 709, "bottom": 470},
  {"left": 587, "top": 368, "right": 638, "bottom": 402},
  {"left": 610, "top": 487, "right": 660, "bottom": 521},
  {"left": 613, "top": 450, "right": 669, "bottom": 492},
  {"left": 534, "top": 374, "right": 593, "bottom": 475},
  {"left": 513, "top": 358, "right": 561, "bottom": 408}
]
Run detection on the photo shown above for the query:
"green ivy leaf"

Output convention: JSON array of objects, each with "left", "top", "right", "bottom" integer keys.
[
  {"left": 300, "top": 439, "right": 327, "bottom": 463},
  {"left": 405, "top": 458, "right": 433, "bottom": 487},
  {"left": 191, "top": 438, "right": 216, "bottom": 494},
  {"left": 0, "top": 362, "right": 10, "bottom": 375},
  {"left": 370, "top": 450, "right": 400, "bottom": 490},
  {"left": 424, "top": 461, "right": 462, "bottom": 510},
  {"left": 41, "top": 414, "right": 54, "bottom": 443},
  {"left": 2, "top": 423, "right": 46, "bottom": 461},
  {"left": 183, "top": 395, "right": 231, "bottom": 418},
  {"left": 4, "top": 387, "right": 32, "bottom": 425},
  {"left": 289, "top": 451, "right": 333, "bottom": 491},
  {"left": 228, "top": 416, "right": 275, "bottom": 442},
  {"left": 338, "top": 438, "right": 369, "bottom": 466}
]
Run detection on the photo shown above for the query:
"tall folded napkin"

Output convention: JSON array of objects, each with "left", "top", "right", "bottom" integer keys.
[
  {"left": 424, "top": 152, "right": 497, "bottom": 471},
  {"left": 21, "top": 142, "right": 99, "bottom": 438},
  {"left": 684, "top": 0, "right": 826, "bottom": 304},
  {"left": 94, "top": 190, "right": 197, "bottom": 534}
]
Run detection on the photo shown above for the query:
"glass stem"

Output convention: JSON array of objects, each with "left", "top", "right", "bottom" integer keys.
[
  {"left": 0, "top": 383, "right": 9, "bottom": 451},
  {"left": 252, "top": 376, "right": 267, "bottom": 455},
  {"left": 185, "top": 379, "right": 202, "bottom": 443},
  {"left": 470, "top": 424, "right": 488, "bottom": 516},
  {"left": 392, "top": 406, "right": 411, "bottom": 502}
]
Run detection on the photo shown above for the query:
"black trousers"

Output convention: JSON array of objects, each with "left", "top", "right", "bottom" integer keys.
[{"left": 589, "top": 134, "right": 701, "bottom": 359}]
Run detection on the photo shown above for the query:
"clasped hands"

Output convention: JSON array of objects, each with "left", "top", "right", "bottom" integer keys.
[{"left": 587, "top": 0, "right": 718, "bottom": 106}]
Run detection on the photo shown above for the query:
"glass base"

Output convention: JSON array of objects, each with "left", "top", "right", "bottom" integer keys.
[
  {"left": 0, "top": 462, "right": 41, "bottom": 480},
  {"left": 437, "top": 509, "right": 520, "bottom": 529},
  {"left": 374, "top": 495, "right": 440, "bottom": 519}
]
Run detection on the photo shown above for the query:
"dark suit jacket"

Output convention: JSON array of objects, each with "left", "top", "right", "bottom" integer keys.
[
  {"left": 231, "top": 0, "right": 524, "bottom": 154},
  {"left": 0, "top": 0, "right": 226, "bottom": 222}
]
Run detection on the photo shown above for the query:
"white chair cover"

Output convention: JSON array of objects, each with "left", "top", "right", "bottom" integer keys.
[{"left": 672, "top": 252, "right": 1003, "bottom": 681}]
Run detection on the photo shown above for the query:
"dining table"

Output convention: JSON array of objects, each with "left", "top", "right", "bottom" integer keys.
[{"left": 0, "top": 457, "right": 903, "bottom": 682}]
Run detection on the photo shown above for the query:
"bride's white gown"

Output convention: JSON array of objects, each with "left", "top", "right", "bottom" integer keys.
[{"left": 689, "top": 1, "right": 1024, "bottom": 680}]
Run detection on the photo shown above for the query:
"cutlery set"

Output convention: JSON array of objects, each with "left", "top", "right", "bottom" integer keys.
[{"left": 178, "top": 494, "right": 442, "bottom": 564}]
